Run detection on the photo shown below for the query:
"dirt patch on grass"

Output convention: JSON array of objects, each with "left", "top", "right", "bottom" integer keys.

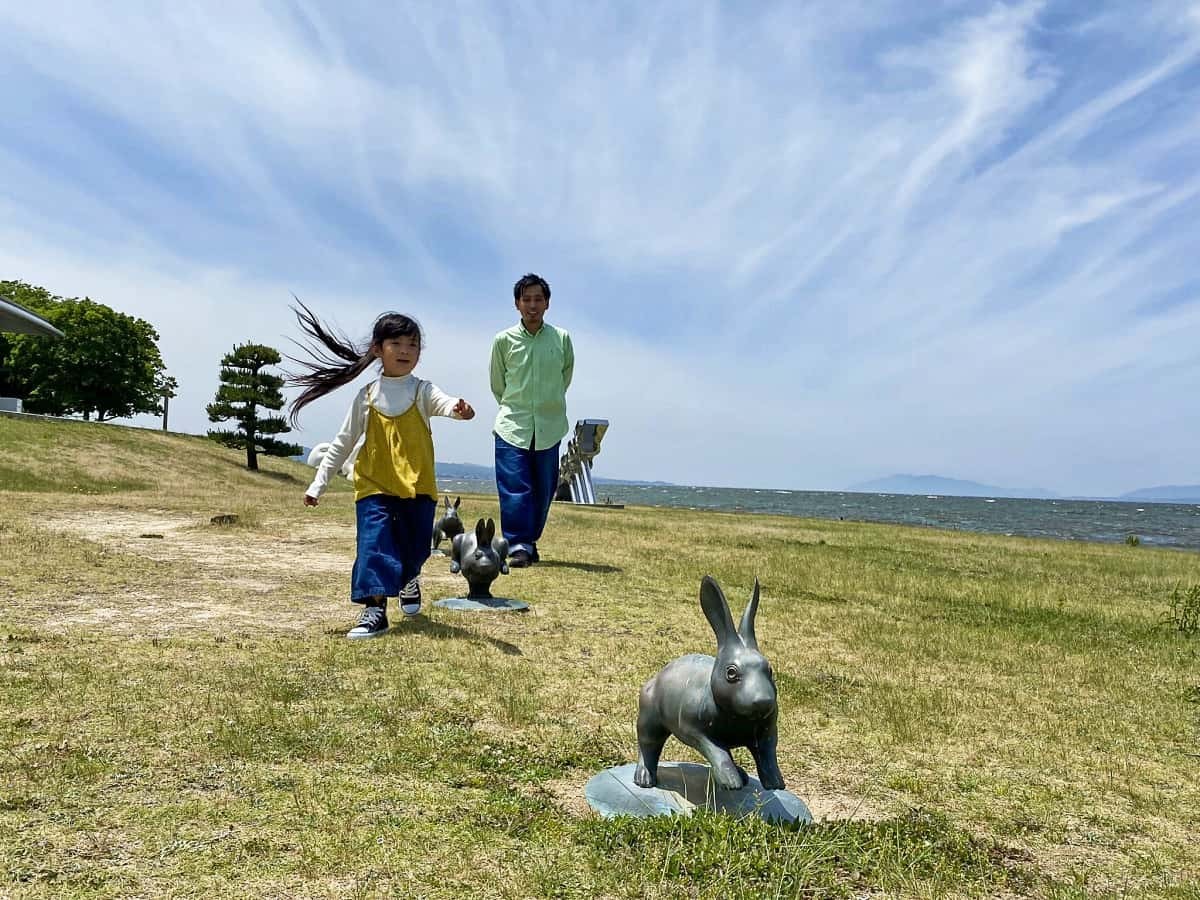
[
  {"left": 19, "top": 510, "right": 354, "bottom": 635},
  {"left": 26, "top": 511, "right": 487, "bottom": 637},
  {"left": 542, "top": 775, "right": 595, "bottom": 819},
  {"left": 49, "top": 591, "right": 333, "bottom": 635},
  {"left": 40, "top": 510, "right": 352, "bottom": 578},
  {"left": 804, "top": 790, "right": 886, "bottom": 823}
]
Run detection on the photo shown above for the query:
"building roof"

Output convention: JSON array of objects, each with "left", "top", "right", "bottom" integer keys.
[{"left": 0, "top": 295, "right": 64, "bottom": 338}]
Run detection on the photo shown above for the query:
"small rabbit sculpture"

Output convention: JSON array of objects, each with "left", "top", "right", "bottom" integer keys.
[
  {"left": 432, "top": 496, "right": 464, "bottom": 551},
  {"left": 634, "top": 576, "right": 785, "bottom": 792},
  {"left": 450, "top": 517, "right": 510, "bottom": 599}
]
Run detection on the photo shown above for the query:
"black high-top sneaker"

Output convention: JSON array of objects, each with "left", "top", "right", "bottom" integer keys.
[
  {"left": 399, "top": 578, "right": 422, "bottom": 617},
  {"left": 347, "top": 599, "right": 388, "bottom": 639}
]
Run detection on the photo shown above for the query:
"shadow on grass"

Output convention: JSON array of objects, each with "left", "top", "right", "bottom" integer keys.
[
  {"left": 251, "top": 469, "right": 303, "bottom": 484},
  {"left": 536, "top": 559, "right": 623, "bottom": 574},
  {"left": 218, "top": 458, "right": 303, "bottom": 484},
  {"left": 324, "top": 616, "right": 523, "bottom": 656}
]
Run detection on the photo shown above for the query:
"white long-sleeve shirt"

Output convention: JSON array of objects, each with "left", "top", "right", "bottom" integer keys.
[{"left": 305, "top": 374, "right": 464, "bottom": 498}]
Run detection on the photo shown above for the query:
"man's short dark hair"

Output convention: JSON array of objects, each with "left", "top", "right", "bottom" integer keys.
[{"left": 513, "top": 273, "right": 551, "bottom": 301}]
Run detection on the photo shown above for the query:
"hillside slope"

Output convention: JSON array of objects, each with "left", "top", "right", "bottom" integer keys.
[{"left": 0, "top": 414, "right": 341, "bottom": 497}]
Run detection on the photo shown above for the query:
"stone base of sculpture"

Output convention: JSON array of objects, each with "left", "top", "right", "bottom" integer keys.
[
  {"left": 584, "top": 762, "right": 811, "bottom": 823},
  {"left": 434, "top": 596, "right": 529, "bottom": 612}
]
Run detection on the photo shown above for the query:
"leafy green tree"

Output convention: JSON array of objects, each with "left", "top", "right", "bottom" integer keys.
[
  {"left": 0, "top": 281, "right": 57, "bottom": 397},
  {"left": 206, "top": 343, "right": 300, "bottom": 471},
  {"left": 1, "top": 280, "right": 170, "bottom": 421}
]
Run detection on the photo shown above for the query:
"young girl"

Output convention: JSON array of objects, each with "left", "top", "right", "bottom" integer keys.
[{"left": 289, "top": 304, "right": 475, "bottom": 639}]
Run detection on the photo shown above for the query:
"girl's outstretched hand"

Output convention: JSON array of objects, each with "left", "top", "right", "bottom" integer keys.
[
  {"left": 454, "top": 399, "right": 475, "bottom": 420},
  {"left": 304, "top": 494, "right": 319, "bottom": 507}
]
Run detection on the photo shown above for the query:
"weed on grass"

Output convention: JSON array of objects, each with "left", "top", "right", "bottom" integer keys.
[{"left": 1164, "top": 584, "right": 1200, "bottom": 637}]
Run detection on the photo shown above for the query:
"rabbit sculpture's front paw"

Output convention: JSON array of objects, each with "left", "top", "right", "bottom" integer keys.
[
  {"left": 632, "top": 763, "right": 656, "bottom": 788},
  {"left": 712, "top": 758, "right": 748, "bottom": 791},
  {"left": 759, "top": 770, "right": 785, "bottom": 791}
]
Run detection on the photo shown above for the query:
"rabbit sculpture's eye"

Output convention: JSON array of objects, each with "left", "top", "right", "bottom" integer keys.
[{"left": 724, "top": 664, "right": 740, "bottom": 683}]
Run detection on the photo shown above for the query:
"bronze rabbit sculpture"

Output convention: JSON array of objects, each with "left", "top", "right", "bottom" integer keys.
[
  {"left": 450, "top": 518, "right": 510, "bottom": 600},
  {"left": 432, "top": 496, "right": 464, "bottom": 551},
  {"left": 634, "top": 576, "right": 785, "bottom": 791}
]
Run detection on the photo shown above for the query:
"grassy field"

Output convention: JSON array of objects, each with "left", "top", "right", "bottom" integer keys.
[{"left": 1, "top": 415, "right": 1198, "bottom": 898}]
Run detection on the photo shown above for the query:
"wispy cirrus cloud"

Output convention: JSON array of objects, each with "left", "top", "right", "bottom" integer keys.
[{"left": 1, "top": 1, "right": 1197, "bottom": 495}]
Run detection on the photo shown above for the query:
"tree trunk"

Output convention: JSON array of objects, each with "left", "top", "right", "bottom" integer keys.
[
  {"left": 245, "top": 429, "right": 258, "bottom": 471},
  {"left": 243, "top": 402, "right": 259, "bottom": 471}
]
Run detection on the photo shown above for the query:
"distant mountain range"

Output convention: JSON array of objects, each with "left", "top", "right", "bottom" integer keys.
[
  {"left": 847, "top": 474, "right": 1059, "bottom": 499},
  {"left": 437, "top": 461, "right": 670, "bottom": 485},
  {"left": 1118, "top": 485, "right": 1200, "bottom": 502},
  {"left": 849, "top": 474, "right": 1200, "bottom": 503},
  {"left": 294, "top": 451, "right": 1197, "bottom": 502},
  {"left": 436, "top": 462, "right": 493, "bottom": 479},
  {"left": 291, "top": 454, "right": 670, "bottom": 486},
  {"left": 288, "top": 456, "right": 500, "bottom": 481}
]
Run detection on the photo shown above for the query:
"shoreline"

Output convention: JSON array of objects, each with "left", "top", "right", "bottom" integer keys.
[{"left": 438, "top": 477, "right": 1200, "bottom": 551}]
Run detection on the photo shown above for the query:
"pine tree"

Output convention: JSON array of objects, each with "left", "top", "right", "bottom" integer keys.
[{"left": 206, "top": 343, "right": 300, "bottom": 471}]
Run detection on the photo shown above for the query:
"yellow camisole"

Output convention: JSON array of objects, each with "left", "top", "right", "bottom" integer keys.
[{"left": 353, "top": 382, "right": 437, "bottom": 502}]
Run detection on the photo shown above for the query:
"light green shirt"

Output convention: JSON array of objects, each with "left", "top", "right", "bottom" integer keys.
[{"left": 490, "top": 322, "right": 574, "bottom": 451}]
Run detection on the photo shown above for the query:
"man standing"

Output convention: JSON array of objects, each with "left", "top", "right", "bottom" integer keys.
[{"left": 490, "top": 273, "right": 574, "bottom": 568}]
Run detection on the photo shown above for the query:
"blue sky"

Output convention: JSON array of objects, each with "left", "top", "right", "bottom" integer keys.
[{"left": 1, "top": 1, "right": 1198, "bottom": 496}]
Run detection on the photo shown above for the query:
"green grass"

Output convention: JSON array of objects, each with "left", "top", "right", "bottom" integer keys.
[
  {"left": 1, "top": 415, "right": 1199, "bottom": 897},
  {"left": 0, "top": 461, "right": 150, "bottom": 493}
]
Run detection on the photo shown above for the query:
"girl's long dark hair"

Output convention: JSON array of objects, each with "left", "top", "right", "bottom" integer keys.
[{"left": 286, "top": 300, "right": 423, "bottom": 426}]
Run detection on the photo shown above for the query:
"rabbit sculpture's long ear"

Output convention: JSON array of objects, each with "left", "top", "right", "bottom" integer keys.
[
  {"left": 444, "top": 496, "right": 452, "bottom": 510},
  {"left": 700, "top": 576, "right": 737, "bottom": 648},
  {"left": 454, "top": 497, "right": 461, "bottom": 509},
  {"left": 738, "top": 578, "right": 761, "bottom": 651},
  {"left": 483, "top": 518, "right": 496, "bottom": 545},
  {"left": 474, "top": 518, "right": 488, "bottom": 545}
]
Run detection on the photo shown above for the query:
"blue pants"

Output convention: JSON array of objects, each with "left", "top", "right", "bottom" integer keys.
[
  {"left": 351, "top": 494, "right": 436, "bottom": 603},
  {"left": 494, "top": 433, "right": 560, "bottom": 557}
]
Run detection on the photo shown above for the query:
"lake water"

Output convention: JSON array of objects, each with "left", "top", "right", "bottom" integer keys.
[{"left": 437, "top": 478, "right": 1200, "bottom": 552}]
